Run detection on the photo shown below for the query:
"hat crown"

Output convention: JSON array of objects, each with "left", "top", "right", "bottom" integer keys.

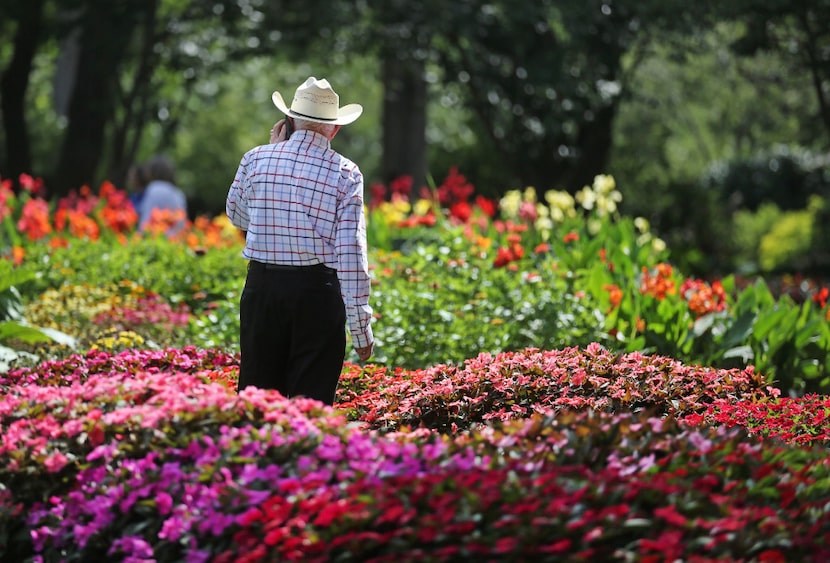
[{"left": 290, "top": 77, "right": 339, "bottom": 120}]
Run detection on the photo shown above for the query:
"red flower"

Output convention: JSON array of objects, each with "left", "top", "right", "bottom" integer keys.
[
  {"left": 18, "top": 173, "right": 45, "bottom": 196},
  {"left": 475, "top": 195, "right": 497, "bottom": 217},
  {"left": 563, "top": 231, "right": 579, "bottom": 243},
  {"left": 17, "top": 198, "right": 52, "bottom": 240},
  {"left": 449, "top": 201, "right": 472, "bottom": 222},
  {"left": 814, "top": 287, "right": 829, "bottom": 309},
  {"left": 390, "top": 175, "right": 413, "bottom": 197},
  {"left": 654, "top": 505, "right": 688, "bottom": 527},
  {"left": 494, "top": 246, "right": 514, "bottom": 268}
]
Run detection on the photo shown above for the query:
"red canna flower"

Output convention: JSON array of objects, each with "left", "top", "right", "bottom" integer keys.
[
  {"left": 493, "top": 246, "right": 514, "bottom": 268},
  {"left": 18, "top": 173, "right": 44, "bottom": 196},
  {"left": 17, "top": 198, "right": 52, "bottom": 240},
  {"left": 475, "top": 195, "right": 497, "bottom": 218},
  {"left": 390, "top": 175, "right": 413, "bottom": 197},
  {"left": 368, "top": 181, "right": 386, "bottom": 208},
  {"left": 813, "top": 287, "right": 828, "bottom": 309},
  {"left": 449, "top": 200, "right": 472, "bottom": 222},
  {"left": 0, "top": 180, "right": 14, "bottom": 222}
]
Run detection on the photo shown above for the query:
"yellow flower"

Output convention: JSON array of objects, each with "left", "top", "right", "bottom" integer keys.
[
  {"left": 593, "top": 174, "right": 616, "bottom": 195},
  {"left": 595, "top": 191, "right": 622, "bottom": 216},
  {"left": 652, "top": 238, "right": 667, "bottom": 253},
  {"left": 413, "top": 198, "right": 432, "bottom": 216},
  {"left": 535, "top": 216, "right": 553, "bottom": 233},
  {"left": 634, "top": 217, "right": 650, "bottom": 233},
  {"left": 544, "top": 190, "right": 576, "bottom": 220},
  {"left": 575, "top": 186, "right": 596, "bottom": 210},
  {"left": 523, "top": 186, "right": 538, "bottom": 203},
  {"left": 499, "top": 190, "right": 522, "bottom": 219},
  {"left": 378, "top": 199, "right": 411, "bottom": 224}
]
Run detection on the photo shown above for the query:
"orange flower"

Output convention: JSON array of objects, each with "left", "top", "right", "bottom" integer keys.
[
  {"left": 11, "top": 245, "right": 25, "bottom": 266},
  {"left": 144, "top": 208, "right": 188, "bottom": 237},
  {"left": 67, "top": 209, "right": 100, "bottom": 241},
  {"left": 49, "top": 237, "right": 70, "bottom": 249},
  {"left": 603, "top": 284, "right": 623, "bottom": 310},
  {"left": 681, "top": 278, "right": 728, "bottom": 318},
  {"left": 640, "top": 263, "right": 677, "bottom": 299},
  {"left": 563, "top": 232, "right": 579, "bottom": 243}
]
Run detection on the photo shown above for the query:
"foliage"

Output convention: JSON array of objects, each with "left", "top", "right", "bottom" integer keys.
[
  {"left": 732, "top": 203, "right": 782, "bottom": 273},
  {"left": 6, "top": 170, "right": 830, "bottom": 394},
  {"left": 610, "top": 25, "right": 824, "bottom": 274},
  {"left": 758, "top": 196, "right": 821, "bottom": 273},
  {"left": 337, "top": 344, "right": 773, "bottom": 433},
  {"left": 0, "top": 255, "right": 74, "bottom": 370}
]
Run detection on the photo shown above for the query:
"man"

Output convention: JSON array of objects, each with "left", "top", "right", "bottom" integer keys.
[{"left": 226, "top": 77, "right": 374, "bottom": 405}]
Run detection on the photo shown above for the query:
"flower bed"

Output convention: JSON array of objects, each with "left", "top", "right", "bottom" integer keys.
[{"left": 1, "top": 346, "right": 829, "bottom": 561}]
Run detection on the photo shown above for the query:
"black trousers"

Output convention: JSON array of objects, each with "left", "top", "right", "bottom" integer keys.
[{"left": 238, "top": 261, "right": 346, "bottom": 405}]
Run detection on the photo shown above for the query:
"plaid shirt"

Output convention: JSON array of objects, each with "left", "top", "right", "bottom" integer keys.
[{"left": 226, "top": 130, "right": 373, "bottom": 348}]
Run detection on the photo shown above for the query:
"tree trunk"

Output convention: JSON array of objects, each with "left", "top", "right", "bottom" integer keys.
[
  {"left": 50, "top": 4, "right": 135, "bottom": 196},
  {"left": 381, "top": 54, "right": 428, "bottom": 190},
  {"left": 0, "top": 0, "right": 45, "bottom": 182},
  {"left": 106, "top": 0, "right": 159, "bottom": 189}
]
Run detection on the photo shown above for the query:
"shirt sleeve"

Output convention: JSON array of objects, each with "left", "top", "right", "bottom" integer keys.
[
  {"left": 335, "top": 167, "right": 374, "bottom": 348},
  {"left": 226, "top": 154, "right": 251, "bottom": 232}
]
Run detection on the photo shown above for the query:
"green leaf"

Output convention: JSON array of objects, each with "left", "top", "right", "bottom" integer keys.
[
  {"left": 0, "top": 321, "right": 75, "bottom": 347},
  {"left": 721, "top": 310, "right": 756, "bottom": 349}
]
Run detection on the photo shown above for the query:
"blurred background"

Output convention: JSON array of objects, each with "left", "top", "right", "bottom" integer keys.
[{"left": 1, "top": 0, "right": 828, "bottom": 277}]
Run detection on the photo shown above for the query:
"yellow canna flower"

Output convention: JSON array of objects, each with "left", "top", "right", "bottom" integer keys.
[
  {"left": 593, "top": 174, "right": 616, "bottom": 195},
  {"left": 499, "top": 190, "right": 522, "bottom": 219}
]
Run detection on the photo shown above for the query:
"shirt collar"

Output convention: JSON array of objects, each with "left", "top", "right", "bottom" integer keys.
[{"left": 292, "top": 129, "right": 331, "bottom": 150}]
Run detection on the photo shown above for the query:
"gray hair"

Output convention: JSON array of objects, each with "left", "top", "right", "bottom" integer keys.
[{"left": 294, "top": 118, "right": 336, "bottom": 137}]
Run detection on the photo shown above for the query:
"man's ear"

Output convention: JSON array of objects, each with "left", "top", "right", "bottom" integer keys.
[{"left": 330, "top": 125, "right": 342, "bottom": 139}]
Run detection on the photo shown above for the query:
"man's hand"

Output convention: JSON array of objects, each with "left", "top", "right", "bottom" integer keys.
[
  {"left": 355, "top": 342, "right": 373, "bottom": 362},
  {"left": 269, "top": 119, "right": 290, "bottom": 144}
]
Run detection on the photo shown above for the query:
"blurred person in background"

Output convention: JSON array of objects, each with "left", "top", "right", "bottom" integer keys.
[{"left": 137, "top": 154, "right": 188, "bottom": 236}]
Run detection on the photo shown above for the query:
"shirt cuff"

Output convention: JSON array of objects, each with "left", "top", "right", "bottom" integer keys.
[{"left": 350, "top": 324, "right": 373, "bottom": 349}]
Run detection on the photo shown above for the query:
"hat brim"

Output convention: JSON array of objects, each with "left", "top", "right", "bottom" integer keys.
[{"left": 272, "top": 91, "right": 363, "bottom": 126}]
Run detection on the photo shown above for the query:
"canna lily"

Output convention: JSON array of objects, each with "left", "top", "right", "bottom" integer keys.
[{"left": 17, "top": 198, "right": 52, "bottom": 240}]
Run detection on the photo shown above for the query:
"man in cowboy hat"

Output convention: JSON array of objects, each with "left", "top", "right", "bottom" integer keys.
[{"left": 226, "top": 76, "right": 374, "bottom": 405}]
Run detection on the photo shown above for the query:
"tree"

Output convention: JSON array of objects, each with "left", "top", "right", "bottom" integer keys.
[
  {"left": 723, "top": 0, "right": 830, "bottom": 147},
  {"left": 0, "top": 0, "right": 48, "bottom": 183},
  {"left": 1, "top": 0, "right": 329, "bottom": 196}
]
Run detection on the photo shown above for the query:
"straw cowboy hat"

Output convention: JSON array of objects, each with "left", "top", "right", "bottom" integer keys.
[{"left": 272, "top": 77, "right": 363, "bottom": 125}]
